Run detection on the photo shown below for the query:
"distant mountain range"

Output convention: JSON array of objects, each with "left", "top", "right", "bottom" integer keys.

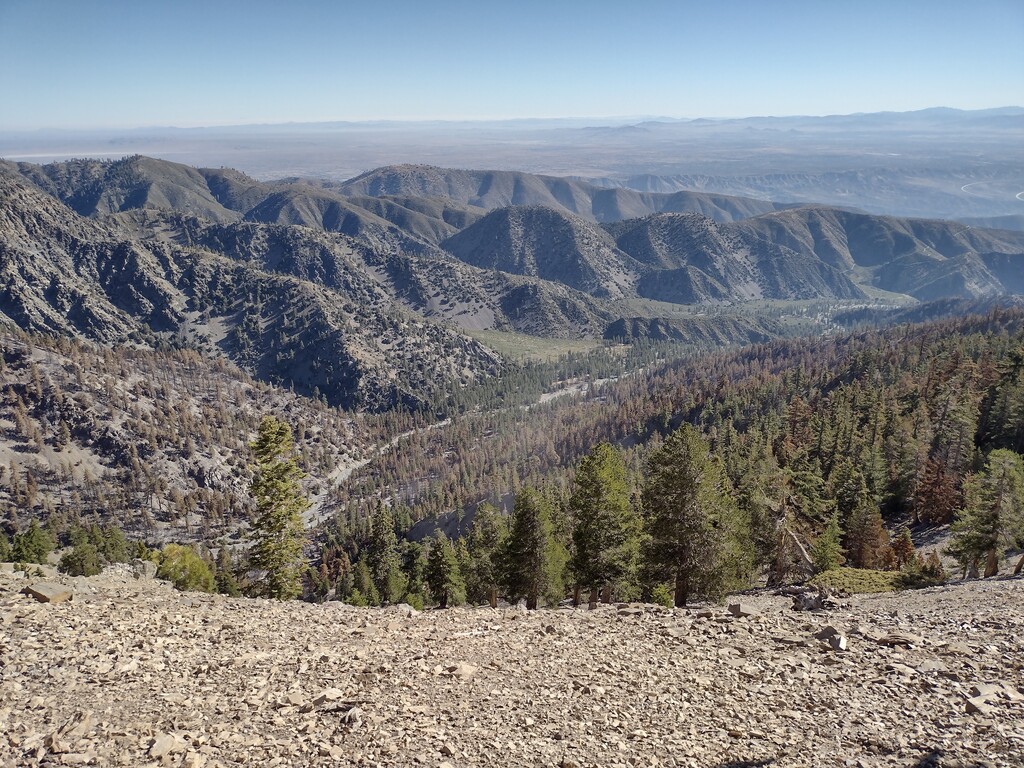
[
  {"left": 4, "top": 107, "right": 1020, "bottom": 222},
  {"left": 2, "top": 155, "right": 1022, "bottom": 409}
]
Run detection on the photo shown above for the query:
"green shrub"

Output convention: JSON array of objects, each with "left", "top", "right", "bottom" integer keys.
[
  {"left": 899, "top": 551, "right": 947, "bottom": 589},
  {"left": 346, "top": 589, "right": 369, "bottom": 607},
  {"left": 12, "top": 520, "right": 55, "bottom": 564},
  {"left": 60, "top": 543, "right": 103, "bottom": 577},
  {"left": 650, "top": 583, "right": 674, "bottom": 608},
  {"left": 401, "top": 592, "right": 425, "bottom": 611},
  {"left": 809, "top": 567, "right": 902, "bottom": 593},
  {"left": 157, "top": 544, "right": 215, "bottom": 593}
]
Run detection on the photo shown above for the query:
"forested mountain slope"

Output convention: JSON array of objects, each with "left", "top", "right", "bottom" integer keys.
[{"left": 334, "top": 309, "right": 1024, "bottom": 554}]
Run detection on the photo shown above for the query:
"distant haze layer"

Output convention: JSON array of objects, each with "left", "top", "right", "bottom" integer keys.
[{"left": 1, "top": 108, "right": 1023, "bottom": 221}]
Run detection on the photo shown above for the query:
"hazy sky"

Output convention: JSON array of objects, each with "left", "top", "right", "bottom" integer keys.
[{"left": 2, "top": 0, "right": 1022, "bottom": 129}]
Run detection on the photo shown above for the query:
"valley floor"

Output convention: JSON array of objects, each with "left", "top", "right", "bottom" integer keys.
[{"left": 1, "top": 570, "right": 1022, "bottom": 768}]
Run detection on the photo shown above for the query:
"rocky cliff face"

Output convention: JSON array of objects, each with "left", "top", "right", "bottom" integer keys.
[{"left": 0, "top": 167, "right": 503, "bottom": 412}]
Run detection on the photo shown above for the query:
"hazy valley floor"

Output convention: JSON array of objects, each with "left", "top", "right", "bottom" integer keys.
[{"left": 2, "top": 570, "right": 1022, "bottom": 768}]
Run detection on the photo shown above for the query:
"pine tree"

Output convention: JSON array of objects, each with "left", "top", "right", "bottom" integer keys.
[
  {"left": 350, "top": 559, "right": 379, "bottom": 606},
  {"left": 642, "top": 424, "right": 753, "bottom": 607},
  {"left": 400, "top": 541, "right": 427, "bottom": 605},
  {"left": 248, "top": 416, "right": 308, "bottom": 600},
  {"left": 948, "top": 449, "right": 1024, "bottom": 577},
  {"left": 913, "top": 456, "right": 959, "bottom": 525},
  {"left": 569, "top": 443, "right": 639, "bottom": 605},
  {"left": 891, "top": 526, "right": 916, "bottom": 568},
  {"left": 425, "top": 532, "right": 465, "bottom": 608},
  {"left": 12, "top": 519, "right": 55, "bottom": 565},
  {"left": 499, "top": 488, "right": 563, "bottom": 610},
  {"left": 843, "top": 483, "right": 892, "bottom": 569},
  {"left": 367, "top": 502, "right": 404, "bottom": 604},
  {"left": 215, "top": 546, "right": 241, "bottom": 597},
  {"left": 464, "top": 503, "right": 506, "bottom": 607},
  {"left": 810, "top": 514, "right": 845, "bottom": 573}
]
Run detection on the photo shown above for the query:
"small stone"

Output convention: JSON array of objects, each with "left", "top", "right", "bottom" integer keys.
[
  {"left": 876, "top": 632, "right": 922, "bottom": 647},
  {"left": 814, "top": 626, "right": 840, "bottom": 641},
  {"left": 150, "top": 732, "right": 184, "bottom": 757},
  {"left": 970, "top": 683, "right": 1002, "bottom": 699},
  {"left": 313, "top": 688, "right": 345, "bottom": 706},
  {"left": 440, "top": 743, "right": 456, "bottom": 757},
  {"left": 446, "top": 662, "right": 478, "bottom": 679},
  {"left": 728, "top": 602, "right": 758, "bottom": 618},
  {"left": 966, "top": 696, "right": 995, "bottom": 715},
  {"left": 828, "top": 634, "right": 848, "bottom": 652}
]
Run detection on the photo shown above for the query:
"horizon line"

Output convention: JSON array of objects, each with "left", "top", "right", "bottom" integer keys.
[{"left": 2, "top": 105, "right": 1022, "bottom": 133}]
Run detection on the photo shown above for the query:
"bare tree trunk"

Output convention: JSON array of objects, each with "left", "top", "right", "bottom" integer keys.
[
  {"left": 786, "top": 528, "right": 814, "bottom": 573},
  {"left": 984, "top": 548, "right": 999, "bottom": 578},
  {"left": 572, "top": 585, "right": 580, "bottom": 607},
  {"left": 601, "top": 584, "right": 612, "bottom": 604},
  {"left": 674, "top": 572, "right": 689, "bottom": 608},
  {"left": 1014, "top": 553, "right": 1024, "bottom": 576},
  {"left": 588, "top": 587, "right": 599, "bottom": 610},
  {"left": 488, "top": 587, "right": 497, "bottom": 609}
]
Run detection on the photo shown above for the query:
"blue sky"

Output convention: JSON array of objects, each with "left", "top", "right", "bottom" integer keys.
[{"left": 1, "top": 0, "right": 1022, "bottom": 129}]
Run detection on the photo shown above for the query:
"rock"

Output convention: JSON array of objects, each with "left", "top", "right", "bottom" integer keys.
[
  {"left": 390, "top": 603, "right": 419, "bottom": 618},
  {"left": 792, "top": 592, "right": 824, "bottom": 612},
  {"left": 814, "top": 625, "right": 840, "bottom": 640},
  {"left": 970, "top": 683, "right": 1003, "bottom": 699},
  {"left": 23, "top": 582, "right": 73, "bottom": 603},
  {"left": 966, "top": 696, "right": 995, "bottom": 716},
  {"left": 132, "top": 559, "right": 157, "bottom": 579},
  {"left": 446, "top": 662, "right": 478, "bottom": 679},
  {"left": 828, "top": 634, "right": 848, "bottom": 652},
  {"left": 312, "top": 688, "right": 345, "bottom": 707},
  {"left": 876, "top": 632, "right": 923, "bottom": 647},
  {"left": 150, "top": 732, "right": 184, "bottom": 757},
  {"left": 728, "top": 602, "right": 758, "bottom": 618}
]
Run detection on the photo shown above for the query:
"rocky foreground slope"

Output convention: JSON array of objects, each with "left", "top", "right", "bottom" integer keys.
[{"left": 2, "top": 569, "right": 1022, "bottom": 768}]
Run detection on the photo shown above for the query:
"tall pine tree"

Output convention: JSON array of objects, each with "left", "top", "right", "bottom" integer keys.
[
  {"left": 366, "top": 502, "right": 404, "bottom": 604},
  {"left": 569, "top": 443, "right": 640, "bottom": 605},
  {"left": 248, "top": 416, "right": 308, "bottom": 600},
  {"left": 642, "top": 425, "right": 753, "bottom": 607},
  {"left": 425, "top": 532, "right": 465, "bottom": 608},
  {"left": 949, "top": 449, "right": 1024, "bottom": 577},
  {"left": 499, "top": 488, "right": 563, "bottom": 610}
]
